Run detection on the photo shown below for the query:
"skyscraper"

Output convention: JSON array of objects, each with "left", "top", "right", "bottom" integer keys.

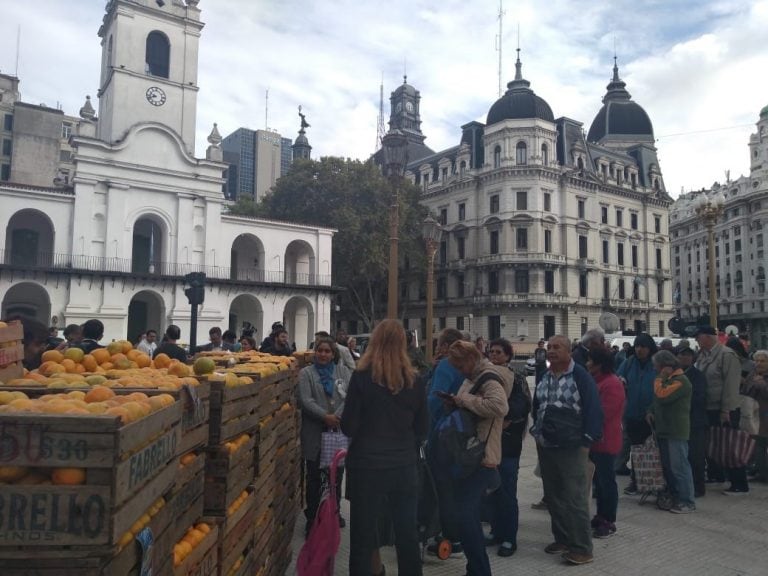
[{"left": 222, "top": 127, "right": 291, "bottom": 201}]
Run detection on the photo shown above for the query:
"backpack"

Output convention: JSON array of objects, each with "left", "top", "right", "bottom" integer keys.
[{"left": 435, "top": 372, "right": 498, "bottom": 479}]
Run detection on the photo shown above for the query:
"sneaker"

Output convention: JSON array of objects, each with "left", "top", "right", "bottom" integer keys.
[
  {"left": 623, "top": 483, "right": 638, "bottom": 496},
  {"left": 590, "top": 515, "right": 604, "bottom": 529},
  {"left": 427, "top": 539, "right": 464, "bottom": 558},
  {"left": 563, "top": 551, "right": 594, "bottom": 565},
  {"left": 722, "top": 487, "right": 749, "bottom": 496},
  {"left": 544, "top": 542, "right": 569, "bottom": 555},
  {"left": 484, "top": 533, "right": 499, "bottom": 546},
  {"left": 531, "top": 499, "right": 548, "bottom": 510},
  {"left": 448, "top": 542, "right": 464, "bottom": 558},
  {"left": 670, "top": 504, "right": 695, "bottom": 514},
  {"left": 498, "top": 541, "right": 517, "bottom": 557},
  {"left": 593, "top": 521, "right": 615, "bottom": 539}
]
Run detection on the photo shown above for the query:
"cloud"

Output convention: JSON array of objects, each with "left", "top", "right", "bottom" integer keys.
[{"left": 1, "top": 0, "right": 766, "bottom": 198}]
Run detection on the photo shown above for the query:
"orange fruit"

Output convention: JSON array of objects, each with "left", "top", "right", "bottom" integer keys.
[
  {"left": 100, "top": 362, "right": 114, "bottom": 371},
  {"left": 153, "top": 353, "right": 171, "bottom": 369},
  {"left": 105, "top": 406, "right": 131, "bottom": 424},
  {"left": 180, "top": 452, "right": 197, "bottom": 466},
  {"left": 126, "top": 349, "right": 141, "bottom": 361},
  {"left": 168, "top": 361, "right": 191, "bottom": 377},
  {"left": 135, "top": 353, "right": 151, "bottom": 368},
  {"left": 41, "top": 350, "right": 64, "bottom": 364},
  {"left": 121, "top": 340, "right": 133, "bottom": 354},
  {"left": 51, "top": 467, "right": 86, "bottom": 485},
  {"left": 82, "top": 354, "right": 98, "bottom": 372},
  {"left": 63, "top": 347, "right": 85, "bottom": 363},
  {"left": 107, "top": 341, "right": 124, "bottom": 355},
  {"left": 39, "top": 362, "right": 66, "bottom": 377},
  {"left": 85, "top": 386, "right": 115, "bottom": 403},
  {"left": 61, "top": 359, "right": 77, "bottom": 373},
  {"left": 92, "top": 348, "right": 110, "bottom": 365}
]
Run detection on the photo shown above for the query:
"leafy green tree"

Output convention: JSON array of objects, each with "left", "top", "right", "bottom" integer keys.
[{"left": 228, "top": 157, "right": 427, "bottom": 329}]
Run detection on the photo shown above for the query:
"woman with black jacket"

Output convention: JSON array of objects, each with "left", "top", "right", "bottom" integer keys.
[
  {"left": 341, "top": 319, "right": 428, "bottom": 576},
  {"left": 485, "top": 338, "right": 531, "bottom": 557}
]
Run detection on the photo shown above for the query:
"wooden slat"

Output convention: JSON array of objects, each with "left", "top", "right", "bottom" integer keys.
[
  {"left": 173, "top": 524, "right": 218, "bottom": 576},
  {"left": 117, "top": 402, "right": 181, "bottom": 457}
]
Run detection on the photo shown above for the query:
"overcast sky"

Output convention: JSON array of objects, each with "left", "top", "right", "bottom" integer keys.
[{"left": 1, "top": 0, "right": 766, "bottom": 198}]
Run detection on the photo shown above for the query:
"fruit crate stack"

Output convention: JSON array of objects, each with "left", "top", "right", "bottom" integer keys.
[
  {"left": 0, "top": 320, "right": 24, "bottom": 382},
  {"left": 0, "top": 396, "right": 183, "bottom": 575}
]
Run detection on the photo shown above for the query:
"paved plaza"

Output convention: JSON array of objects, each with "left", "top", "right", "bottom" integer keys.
[{"left": 288, "top": 378, "right": 768, "bottom": 576}]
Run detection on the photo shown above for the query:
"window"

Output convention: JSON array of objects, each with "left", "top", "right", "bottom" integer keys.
[
  {"left": 545, "top": 270, "right": 555, "bottom": 294},
  {"left": 658, "top": 320, "right": 665, "bottom": 337},
  {"left": 602, "top": 240, "right": 609, "bottom": 264},
  {"left": 515, "top": 270, "right": 529, "bottom": 293},
  {"left": 657, "top": 281, "right": 664, "bottom": 303},
  {"left": 458, "top": 202, "right": 466, "bottom": 221},
  {"left": 145, "top": 31, "right": 170, "bottom": 78},
  {"left": 457, "top": 274, "right": 465, "bottom": 297},
  {"left": 656, "top": 248, "right": 663, "bottom": 269},
  {"left": 439, "top": 317, "right": 446, "bottom": 330},
  {"left": 541, "top": 143, "right": 549, "bottom": 165},
  {"left": 1, "top": 139, "right": 10, "bottom": 157},
  {"left": 516, "top": 191, "right": 527, "bottom": 210},
  {"left": 59, "top": 150, "right": 72, "bottom": 162},
  {"left": 579, "top": 272, "right": 588, "bottom": 297},
  {"left": 735, "top": 239, "right": 742, "bottom": 252},
  {"left": 459, "top": 161, "right": 466, "bottom": 176},
  {"left": 603, "top": 276, "right": 610, "bottom": 299},
  {"left": 439, "top": 208, "right": 448, "bottom": 225},
  {"left": 616, "top": 209, "right": 623, "bottom": 227},
  {"left": 493, "top": 146, "right": 501, "bottom": 169},
  {"left": 439, "top": 241, "right": 447, "bottom": 266},
  {"left": 544, "top": 229, "right": 552, "bottom": 253},
  {"left": 516, "top": 228, "right": 528, "bottom": 250},
  {"left": 654, "top": 215, "right": 661, "bottom": 234},
  {"left": 617, "top": 243, "right": 625, "bottom": 266},
  {"left": 631, "top": 245, "right": 638, "bottom": 268},
  {"left": 61, "top": 122, "right": 72, "bottom": 139},
  {"left": 0, "top": 164, "right": 9, "bottom": 181},
  {"left": 543, "top": 192, "right": 551, "bottom": 212},
  {"left": 516, "top": 141, "right": 527, "bottom": 165},
  {"left": 488, "top": 271, "right": 499, "bottom": 294},
  {"left": 400, "top": 282, "right": 407, "bottom": 299},
  {"left": 578, "top": 235, "right": 587, "bottom": 259},
  {"left": 437, "top": 277, "right": 447, "bottom": 299},
  {"left": 618, "top": 278, "right": 626, "bottom": 299},
  {"left": 630, "top": 212, "right": 638, "bottom": 230},
  {"left": 632, "top": 281, "right": 640, "bottom": 300},
  {"left": 3, "top": 114, "right": 12, "bottom": 131},
  {"left": 578, "top": 199, "right": 585, "bottom": 219},
  {"left": 489, "top": 230, "right": 499, "bottom": 254},
  {"left": 490, "top": 194, "right": 499, "bottom": 214},
  {"left": 457, "top": 236, "right": 465, "bottom": 260},
  {"left": 488, "top": 316, "right": 501, "bottom": 340},
  {"left": 601, "top": 206, "right": 608, "bottom": 224},
  {"left": 441, "top": 167, "right": 448, "bottom": 182}
]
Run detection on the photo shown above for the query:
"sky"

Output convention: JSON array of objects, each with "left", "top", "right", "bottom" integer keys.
[{"left": 1, "top": 0, "right": 767, "bottom": 198}]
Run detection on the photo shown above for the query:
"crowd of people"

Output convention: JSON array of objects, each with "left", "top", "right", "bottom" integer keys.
[{"left": 294, "top": 322, "right": 767, "bottom": 575}]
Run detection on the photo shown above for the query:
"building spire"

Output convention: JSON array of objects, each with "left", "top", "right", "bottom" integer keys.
[
  {"left": 505, "top": 44, "right": 530, "bottom": 92},
  {"left": 612, "top": 55, "right": 620, "bottom": 83}
]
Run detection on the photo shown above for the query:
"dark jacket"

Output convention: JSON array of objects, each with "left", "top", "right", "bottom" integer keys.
[
  {"left": 341, "top": 368, "right": 428, "bottom": 470},
  {"left": 76, "top": 339, "right": 104, "bottom": 354},
  {"left": 195, "top": 342, "right": 234, "bottom": 353},
  {"left": 684, "top": 365, "right": 708, "bottom": 431},
  {"left": 153, "top": 342, "right": 188, "bottom": 363},
  {"left": 501, "top": 368, "right": 531, "bottom": 458},
  {"left": 617, "top": 355, "right": 657, "bottom": 422}
]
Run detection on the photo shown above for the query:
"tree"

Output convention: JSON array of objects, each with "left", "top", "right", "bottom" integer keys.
[{"left": 227, "top": 157, "right": 428, "bottom": 329}]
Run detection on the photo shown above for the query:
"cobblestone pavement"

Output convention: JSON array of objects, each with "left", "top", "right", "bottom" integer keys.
[{"left": 287, "top": 379, "right": 768, "bottom": 575}]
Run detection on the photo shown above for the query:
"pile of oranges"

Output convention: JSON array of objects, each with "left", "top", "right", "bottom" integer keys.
[
  {"left": 173, "top": 522, "right": 212, "bottom": 567},
  {"left": 226, "top": 489, "right": 251, "bottom": 517},
  {"left": 0, "top": 464, "right": 88, "bottom": 486},
  {"left": 116, "top": 496, "right": 167, "bottom": 552},
  {"left": 223, "top": 433, "right": 251, "bottom": 455}
]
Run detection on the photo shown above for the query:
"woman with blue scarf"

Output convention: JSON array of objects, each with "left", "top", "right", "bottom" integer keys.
[{"left": 298, "top": 334, "right": 352, "bottom": 535}]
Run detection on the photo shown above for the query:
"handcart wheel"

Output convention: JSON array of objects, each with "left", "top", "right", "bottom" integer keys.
[{"left": 437, "top": 539, "right": 453, "bottom": 560}]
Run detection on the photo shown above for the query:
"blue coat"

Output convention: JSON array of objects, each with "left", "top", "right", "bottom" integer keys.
[
  {"left": 427, "top": 357, "right": 465, "bottom": 429},
  {"left": 617, "top": 356, "right": 656, "bottom": 422}
]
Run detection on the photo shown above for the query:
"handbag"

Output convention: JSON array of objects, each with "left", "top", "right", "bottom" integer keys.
[
  {"left": 739, "top": 394, "right": 760, "bottom": 436},
  {"left": 707, "top": 425, "right": 756, "bottom": 468},
  {"left": 630, "top": 433, "right": 665, "bottom": 494},
  {"left": 540, "top": 405, "right": 583, "bottom": 447},
  {"left": 319, "top": 430, "right": 349, "bottom": 469}
]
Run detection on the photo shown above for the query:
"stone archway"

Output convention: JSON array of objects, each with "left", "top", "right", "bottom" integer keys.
[
  {"left": 230, "top": 234, "right": 266, "bottom": 282},
  {"left": 229, "top": 294, "right": 264, "bottom": 340},
  {"left": 284, "top": 240, "right": 315, "bottom": 285},
  {"left": 283, "top": 296, "right": 315, "bottom": 350},
  {"left": 1, "top": 282, "right": 51, "bottom": 324},
  {"left": 127, "top": 290, "right": 165, "bottom": 342},
  {"left": 131, "top": 216, "right": 165, "bottom": 275},
  {"left": 5, "top": 209, "right": 55, "bottom": 266}
]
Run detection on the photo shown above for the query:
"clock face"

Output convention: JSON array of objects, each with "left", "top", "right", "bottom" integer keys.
[
  {"left": 395, "top": 102, "right": 402, "bottom": 113},
  {"left": 146, "top": 86, "right": 166, "bottom": 107},
  {"left": 405, "top": 101, "right": 414, "bottom": 113}
]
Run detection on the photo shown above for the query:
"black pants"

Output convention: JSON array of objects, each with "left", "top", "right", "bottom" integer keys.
[
  {"left": 428, "top": 455, "right": 460, "bottom": 542},
  {"left": 304, "top": 458, "right": 344, "bottom": 524},
  {"left": 706, "top": 409, "right": 748, "bottom": 490},
  {"left": 688, "top": 427, "right": 707, "bottom": 494},
  {"left": 348, "top": 465, "right": 422, "bottom": 576}
]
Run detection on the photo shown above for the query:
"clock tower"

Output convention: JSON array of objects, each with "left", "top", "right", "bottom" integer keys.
[
  {"left": 96, "top": 0, "right": 203, "bottom": 155},
  {"left": 388, "top": 75, "right": 427, "bottom": 146}
]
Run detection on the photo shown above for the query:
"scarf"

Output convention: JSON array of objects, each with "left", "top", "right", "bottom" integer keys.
[{"left": 314, "top": 360, "right": 336, "bottom": 397}]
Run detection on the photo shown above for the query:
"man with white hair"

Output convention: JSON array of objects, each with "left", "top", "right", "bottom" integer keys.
[{"left": 572, "top": 328, "right": 605, "bottom": 368}]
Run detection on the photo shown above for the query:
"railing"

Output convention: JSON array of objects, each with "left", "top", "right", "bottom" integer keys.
[
  {"left": 475, "top": 252, "right": 567, "bottom": 266},
  {"left": 0, "top": 249, "right": 332, "bottom": 287},
  {"left": 470, "top": 293, "right": 568, "bottom": 306}
]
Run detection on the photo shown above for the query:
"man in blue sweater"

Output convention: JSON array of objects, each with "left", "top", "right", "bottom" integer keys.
[{"left": 531, "top": 335, "right": 603, "bottom": 566}]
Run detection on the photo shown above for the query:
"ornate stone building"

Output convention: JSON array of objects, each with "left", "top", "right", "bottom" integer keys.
[
  {"left": 395, "top": 55, "right": 674, "bottom": 342},
  {"left": 670, "top": 105, "right": 768, "bottom": 349}
]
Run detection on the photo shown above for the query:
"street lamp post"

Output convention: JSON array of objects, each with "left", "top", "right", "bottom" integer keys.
[
  {"left": 695, "top": 192, "right": 725, "bottom": 329},
  {"left": 381, "top": 129, "right": 408, "bottom": 320},
  {"left": 422, "top": 215, "right": 443, "bottom": 364}
]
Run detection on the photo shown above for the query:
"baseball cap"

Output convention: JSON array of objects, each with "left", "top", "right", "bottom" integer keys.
[{"left": 695, "top": 325, "right": 717, "bottom": 336}]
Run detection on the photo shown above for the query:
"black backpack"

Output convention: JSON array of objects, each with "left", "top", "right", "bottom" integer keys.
[{"left": 435, "top": 372, "right": 498, "bottom": 479}]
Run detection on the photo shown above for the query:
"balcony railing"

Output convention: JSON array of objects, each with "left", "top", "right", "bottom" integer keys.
[
  {"left": 475, "top": 252, "right": 567, "bottom": 266},
  {"left": 0, "top": 249, "right": 332, "bottom": 287}
]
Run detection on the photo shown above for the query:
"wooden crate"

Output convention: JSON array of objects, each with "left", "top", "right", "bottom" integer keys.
[
  {"left": 0, "top": 320, "right": 24, "bottom": 382},
  {"left": 0, "top": 402, "right": 182, "bottom": 547},
  {"left": 207, "top": 381, "right": 260, "bottom": 445},
  {"left": 206, "top": 488, "right": 256, "bottom": 576},
  {"left": 173, "top": 524, "right": 219, "bottom": 576},
  {"left": 203, "top": 436, "right": 255, "bottom": 515}
]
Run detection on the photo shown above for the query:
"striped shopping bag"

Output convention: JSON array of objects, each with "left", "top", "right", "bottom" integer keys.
[{"left": 707, "top": 425, "right": 756, "bottom": 469}]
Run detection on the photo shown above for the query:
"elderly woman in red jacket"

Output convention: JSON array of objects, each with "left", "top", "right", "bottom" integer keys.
[{"left": 586, "top": 347, "right": 626, "bottom": 538}]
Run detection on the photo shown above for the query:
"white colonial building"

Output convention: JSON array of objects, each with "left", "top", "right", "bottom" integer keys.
[{"left": 0, "top": 0, "right": 335, "bottom": 348}]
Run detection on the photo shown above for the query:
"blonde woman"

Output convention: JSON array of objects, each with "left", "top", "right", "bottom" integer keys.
[{"left": 341, "top": 319, "right": 428, "bottom": 576}]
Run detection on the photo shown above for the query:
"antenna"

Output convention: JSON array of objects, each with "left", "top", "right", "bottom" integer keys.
[
  {"left": 495, "top": 1, "right": 505, "bottom": 97},
  {"left": 15, "top": 26, "right": 21, "bottom": 77},
  {"left": 264, "top": 88, "right": 269, "bottom": 130},
  {"left": 376, "top": 74, "right": 386, "bottom": 152}
]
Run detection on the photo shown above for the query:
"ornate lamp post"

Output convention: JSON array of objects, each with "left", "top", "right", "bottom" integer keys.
[
  {"left": 695, "top": 191, "right": 725, "bottom": 328},
  {"left": 381, "top": 129, "right": 408, "bottom": 319},
  {"left": 422, "top": 214, "right": 443, "bottom": 363}
]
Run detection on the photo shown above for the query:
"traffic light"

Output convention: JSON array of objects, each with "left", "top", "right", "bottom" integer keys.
[{"left": 184, "top": 272, "right": 206, "bottom": 305}]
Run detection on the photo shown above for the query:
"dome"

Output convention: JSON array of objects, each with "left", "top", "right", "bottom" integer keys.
[
  {"left": 587, "top": 60, "right": 654, "bottom": 142},
  {"left": 393, "top": 75, "right": 418, "bottom": 98},
  {"left": 760, "top": 104, "right": 768, "bottom": 118},
  {"left": 486, "top": 55, "right": 554, "bottom": 125}
]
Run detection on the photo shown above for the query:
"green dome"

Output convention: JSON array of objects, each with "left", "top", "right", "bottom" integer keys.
[{"left": 761, "top": 104, "right": 768, "bottom": 118}]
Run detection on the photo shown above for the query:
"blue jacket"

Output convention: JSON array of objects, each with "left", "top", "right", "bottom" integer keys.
[
  {"left": 532, "top": 360, "right": 604, "bottom": 446},
  {"left": 617, "top": 355, "right": 656, "bottom": 421},
  {"left": 427, "top": 357, "right": 465, "bottom": 429}
]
